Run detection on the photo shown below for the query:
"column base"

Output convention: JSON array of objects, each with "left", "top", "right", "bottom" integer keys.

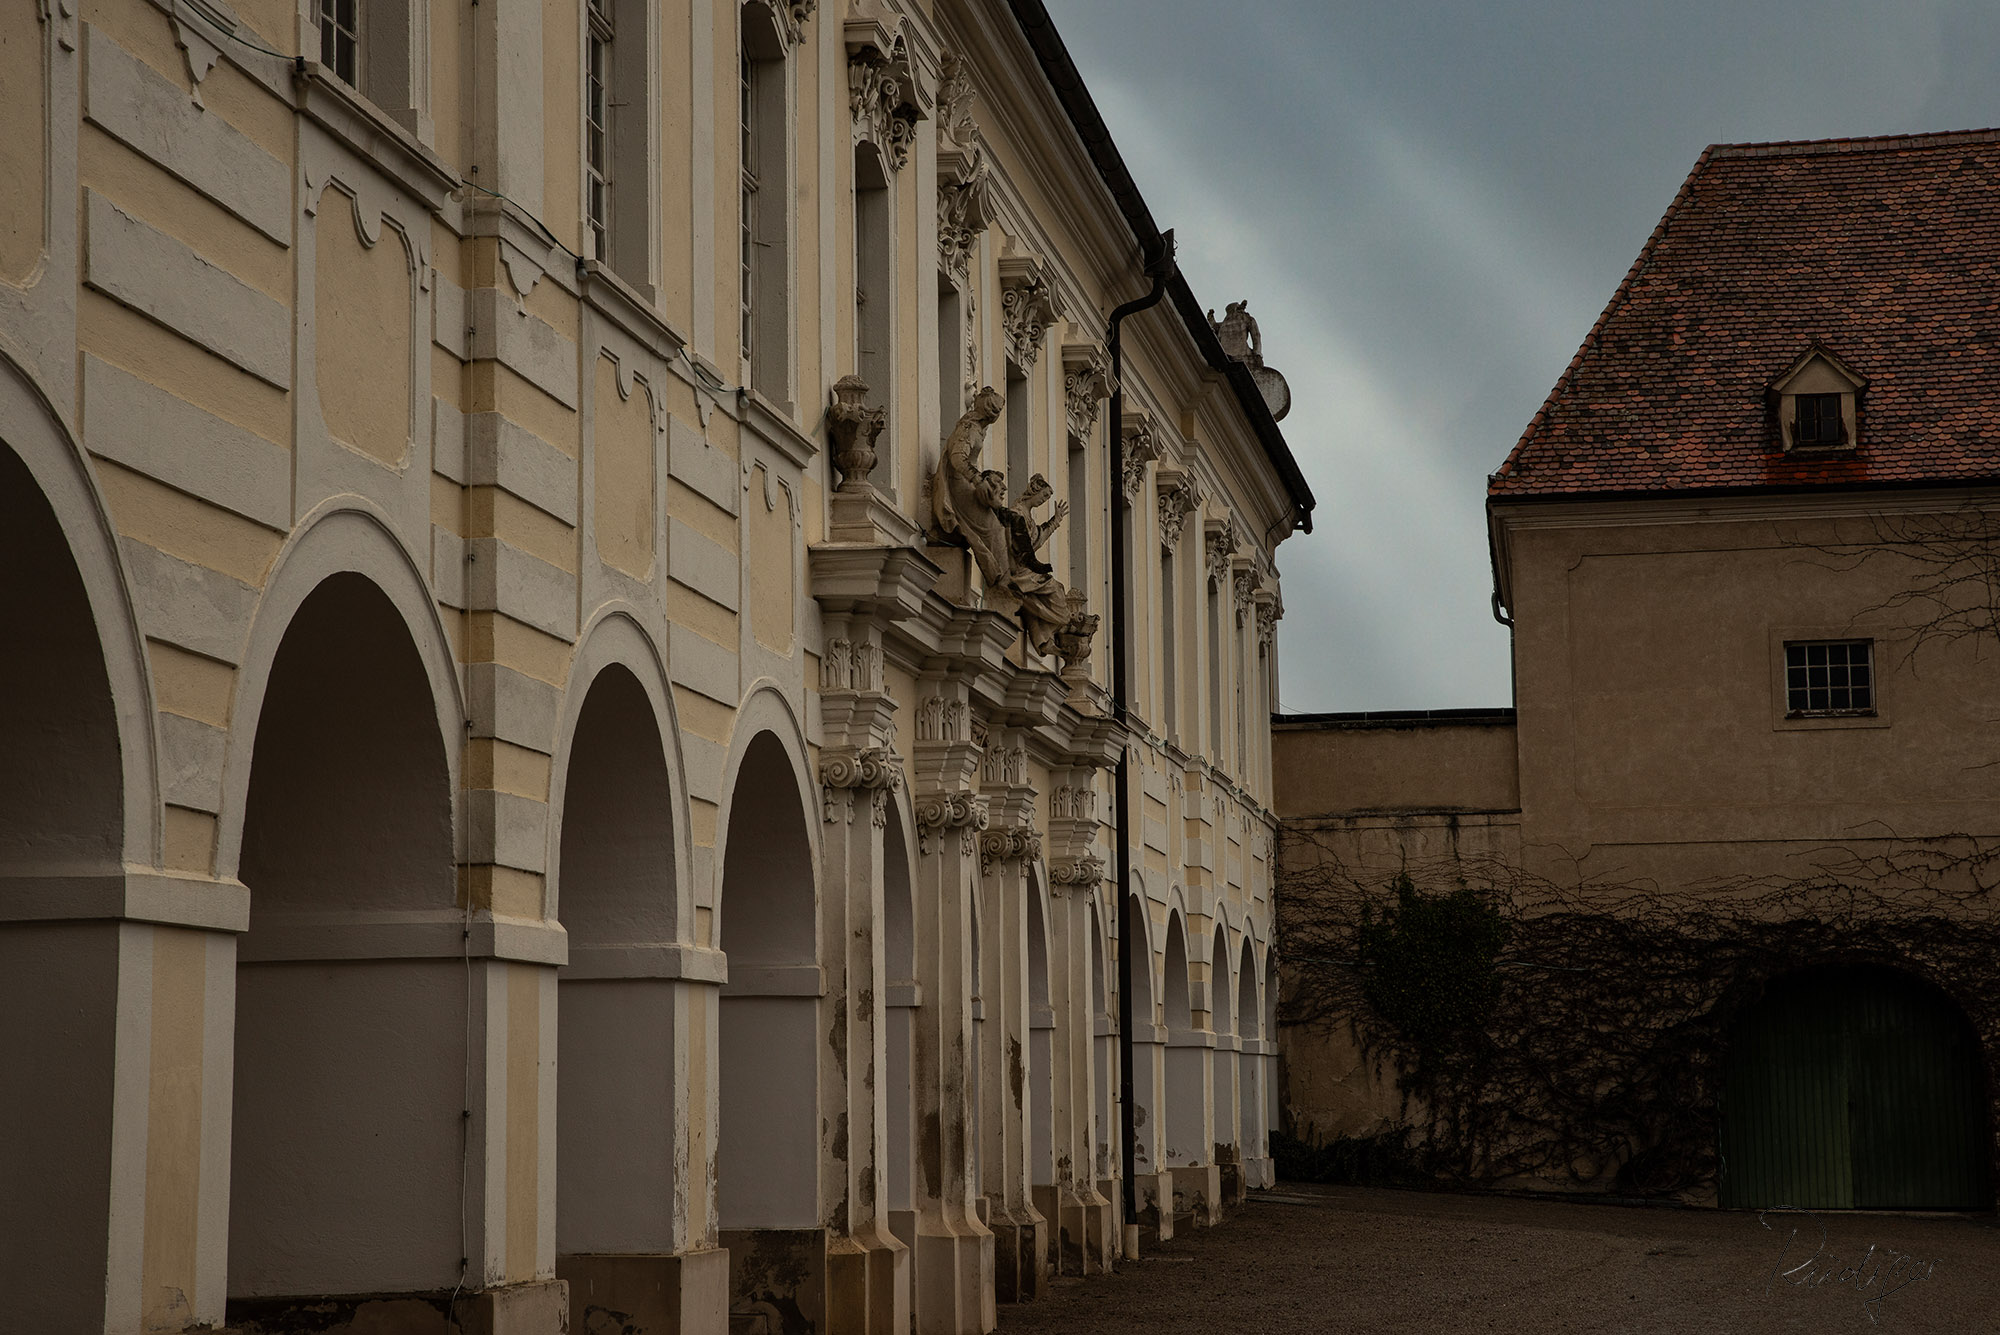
[
  {"left": 721, "top": 1227, "right": 826, "bottom": 1335},
  {"left": 227, "top": 1280, "right": 568, "bottom": 1335},
  {"left": 1171, "top": 1164, "right": 1224, "bottom": 1227},
  {"left": 910, "top": 1219, "right": 993, "bottom": 1335},
  {"left": 558, "top": 1249, "right": 729, "bottom": 1335},
  {"left": 1033, "top": 1183, "right": 1113, "bottom": 1277},
  {"left": 1220, "top": 1156, "right": 1247, "bottom": 1207},
  {"left": 1094, "top": 1179, "right": 1123, "bottom": 1267},
  {"left": 825, "top": 1225, "right": 908, "bottom": 1335},
  {"left": 1245, "top": 1156, "right": 1275, "bottom": 1189},
  {"left": 1131, "top": 1171, "right": 1175, "bottom": 1243},
  {"left": 983, "top": 1200, "right": 1045, "bottom": 1303}
]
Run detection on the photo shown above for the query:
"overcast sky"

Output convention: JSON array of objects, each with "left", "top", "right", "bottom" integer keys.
[{"left": 1041, "top": 0, "right": 2000, "bottom": 714}]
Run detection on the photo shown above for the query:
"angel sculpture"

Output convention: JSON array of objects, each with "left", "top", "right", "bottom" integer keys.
[{"left": 929, "top": 390, "right": 1088, "bottom": 657}]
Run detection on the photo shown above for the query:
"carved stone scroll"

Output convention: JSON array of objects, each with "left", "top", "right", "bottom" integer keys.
[
  {"left": 1157, "top": 470, "right": 1203, "bottom": 552},
  {"left": 998, "top": 256, "right": 1059, "bottom": 372},
  {"left": 1063, "top": 343, "right": 1111, "bottom": 443},
  {"left": 1121, "top": 413, "right": 1161, "bottom": 503}
]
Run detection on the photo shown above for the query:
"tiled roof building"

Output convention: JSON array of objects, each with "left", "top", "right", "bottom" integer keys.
[{"left": 1493, "top": 129, "right": 2000, "bottom": 498}]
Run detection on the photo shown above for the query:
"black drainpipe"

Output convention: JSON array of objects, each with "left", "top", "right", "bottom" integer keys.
[{"left": 1108, "top": 229, "right": 1175, "bottom": 1237}]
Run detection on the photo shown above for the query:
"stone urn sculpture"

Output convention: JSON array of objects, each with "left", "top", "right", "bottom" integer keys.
[{"left": 828, "top": 374, "right": 886, "bottom": 492}]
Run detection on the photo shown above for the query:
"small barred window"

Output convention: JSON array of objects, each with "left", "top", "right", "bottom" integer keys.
[{"left": 1785, "top": 640, "right": 1873, "bottom": 715}]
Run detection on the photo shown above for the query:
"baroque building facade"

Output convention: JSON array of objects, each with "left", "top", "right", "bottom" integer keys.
[{"left": 0, "top": 0, "right": 1313, "bottom": 1331}]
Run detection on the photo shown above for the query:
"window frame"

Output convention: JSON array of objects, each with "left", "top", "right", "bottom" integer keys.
[
  {"left": 319, "top": 0, "right": 362, "bottom": 87},
  {"left": 1770, "top": 629, "right": 1890, "bottom": 731}
]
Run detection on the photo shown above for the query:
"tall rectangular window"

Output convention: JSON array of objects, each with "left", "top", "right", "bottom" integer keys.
[
  {"left": 1161, "top": 551, "right": 1178, "bottom": 743},
  {"left": 740, "top": 49, "right": 758, "bottom": 363},
  {"left": 938, "top": 280, "right": 964, "bottom": 443},
  {"left": 584, "top": 0, "right": 613, "bottom": 263},
  {"left": 1005, "top": 370, "right": 1029, "bottom": 500},
  {"left": 854, "top": 147, "right": 891, "bottom": 440},
  {"left": 1207, "top": 581, "right": 1222, "bottom": 757},
  {"left": 320, "top": 0, "right": 360, "bottom": 85},
  {"left": 1067, "top": 440, "right": 1089, "bottom": 596}
]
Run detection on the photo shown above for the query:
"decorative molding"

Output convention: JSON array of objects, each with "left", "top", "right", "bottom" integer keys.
[
  {"left": 1062, "top": 342, "right": 1111, "bottom": 443},
  {"left": 1157, "top": 469, "right": 1203, "bottom": 552},
  {"left": 845, "top": 25, "right": 921, "bottom": 170},
  {"left": 1121, "top": 412, "right": 1161, "bottom": 502},
  {"left": 1232, "top": 561, "right": 1261, "bottom": 624},
  {"left": 779, "top": 0, "right": 816, "bottom": 47},
  {"left": 820, "top": 637, "right": 883, "bottom": 693},
  {"left": 1052, "top": 784, "right": 1097, "bottom": 821},
  {"left": 998, "top": 254, "right": 1059, "bottom": 372},
  {"left": 1256, "top": 586, "right": 1284, "bottom": 650},
  {"left": 917, "top": 695, "right": 969, "bottom": 742},
  {"left": 1048, "top": 856, "right": 1105, "bottom": 890},
  {"left": 978, "top": 825, "right": 1043, "bottom": 871},
  {"left": 821, "top": 746, "right": 904, "bottom": 827},
  {"left": 936, "top": 146, "right": 991, "bottom": 284},
  {"left": 936, "top": 50, "right": 977, "bottom": 149},
  {"left": 980, "top": 743, "right": 1027, "bottom": 787},
  {"left": 827, "top": 374, "right": 885, "bottom": 491},
  {"left": 1205, "top": 518, "right": 1238, "bottom": 587},
  {"left": 915, "top": 790, "right": 987, "bottom": 856}
]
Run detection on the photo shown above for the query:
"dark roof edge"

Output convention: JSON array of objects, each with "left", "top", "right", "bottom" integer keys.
[
  {"left": 1709, "top": 126, "right": 2000, "bottom": 158},
  {"left": 1273, "top": 708, "right": 1518, "bottom": 730},
  {"left": 1488, "top": 473, "right": 2000, "bottom": 507},
  {"left": 1005, "top": 0, "right": 1317, "bottom": 534}
]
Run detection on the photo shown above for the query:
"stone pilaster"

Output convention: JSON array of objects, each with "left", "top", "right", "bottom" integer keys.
[
  {"left": 907, "top": 681, "right": 994, "bottom": 1335},
  {"left": 974, "top": 729, "right": 1045, "bottom": 1302}
]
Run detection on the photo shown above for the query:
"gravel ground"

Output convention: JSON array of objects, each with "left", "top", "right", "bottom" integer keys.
[{"left": 997, "top": 1183, "right": 2000, "bottom": 1334}]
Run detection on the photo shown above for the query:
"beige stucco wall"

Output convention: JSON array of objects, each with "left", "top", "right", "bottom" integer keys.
[{"left": 1273, "top": 715, "right": 1519, "bottom": 818}]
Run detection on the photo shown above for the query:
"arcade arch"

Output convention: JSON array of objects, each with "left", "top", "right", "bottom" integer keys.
[{"left": 229, "top": 571, "right": 461, "bottom": 1301}]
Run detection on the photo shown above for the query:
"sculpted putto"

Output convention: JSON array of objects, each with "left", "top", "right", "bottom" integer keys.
[{"left": 930, "top": 387, "right": 1090, "bottom": 658}]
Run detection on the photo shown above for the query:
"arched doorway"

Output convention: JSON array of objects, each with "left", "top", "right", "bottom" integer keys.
[
  {"left": 1720, "top": 965, "right": 1990, "bottom": 1209},
  {"left": 1161, "top": 913, "right": 1198, "bottom": 1177},
  {"left": 554, "top": 664, "right": 681, "bottom": 1320},
  {"left": 1209, "top": 929, "right": 1237, "bottom": 1196},
  {"left": 1237, "top": 938, "right": 1264, "bottom": 1184},
  {"left": 883, "top": 799, "right": 919, "bottom": 1263},
  {"left": 0, "top": 440, "right": 128, "bottom": 1324},
  {"left": 1027, "top": 878, "right": 1056, "bottom": 1210},
  {"left": 717, "top": 729, "right": 821, "bottom": 1323},
  {"left": 230, "top": 572, "right": 460, "bottom": 1303}
]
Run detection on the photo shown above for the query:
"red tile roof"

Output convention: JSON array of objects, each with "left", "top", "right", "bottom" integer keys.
[{"left": 1491, "top": 129, "right": 2000, "bottom": 499}]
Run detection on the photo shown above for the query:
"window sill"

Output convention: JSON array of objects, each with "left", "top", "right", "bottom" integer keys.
[{"left": 1773, "top": 710, "right": 1889, "bottom": 731}]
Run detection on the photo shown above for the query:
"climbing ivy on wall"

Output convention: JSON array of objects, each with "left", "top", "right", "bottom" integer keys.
[{"left": 1275, "top": 834, "right": 2000, "bottom": 1197}]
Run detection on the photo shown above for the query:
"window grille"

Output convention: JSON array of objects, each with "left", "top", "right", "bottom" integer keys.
[{"left": 1785, "top": 639, "right": 1873, "bottom": 715}]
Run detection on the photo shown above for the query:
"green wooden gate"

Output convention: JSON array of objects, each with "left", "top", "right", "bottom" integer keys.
[{"left": 1719, "top": 966, "right": 1990, "bottom": 1209}]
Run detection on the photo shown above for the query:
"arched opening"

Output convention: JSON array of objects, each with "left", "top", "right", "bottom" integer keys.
[
  {"left": 1091, "top": 902, "right": 1114, "bottom": 1191},
  {"left": 884, "top": 801, "right": 919, "bottom": 1254},
  {"left": 1210, "top": 929, "right": 1236, "bottom": 1162},
  {"left": 717, "top": 729, "right": 819, "bottom": 1299},
  {"left": 230, "top": 573, "right": 459, "bottom": 1302},
  {"left": 1125, "top": 893, "right": 1160, "bottom": 1191},
  {"left": 1237, "top": 938, "right": 1263, "bottom": 1178},
  {"left": 1027, "top": 879, "right": 1055, "bottom": 1197},
  {"left": 0, "top": 441, "right": 127, "bottom": 1321},
  {"left": 1162, "top": 913, "right": 1200, "bottom": 1173},
  {"left": 554, "top": 665, "right": 680, "bottom": 1301},
  {"left": 1720, "top": 964, "right": 1991, "bottom": 1209}
]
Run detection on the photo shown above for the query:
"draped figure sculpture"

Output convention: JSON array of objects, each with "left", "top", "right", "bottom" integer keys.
[{"left": 930, "top": 387, "right": 1090, "bottom": 659}]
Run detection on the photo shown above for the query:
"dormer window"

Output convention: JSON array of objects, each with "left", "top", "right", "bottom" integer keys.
[
  {"left": 1771, "top": 344, "right": 1864, "bottom": 452},
  {"left": 1794, "top": 393, "right": 1845, "bottom": 447}
]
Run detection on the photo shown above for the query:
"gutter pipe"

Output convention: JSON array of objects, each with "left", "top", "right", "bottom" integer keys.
[{"left": 1109, "top": 229, "right": 1176, "bottom": 1237}]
